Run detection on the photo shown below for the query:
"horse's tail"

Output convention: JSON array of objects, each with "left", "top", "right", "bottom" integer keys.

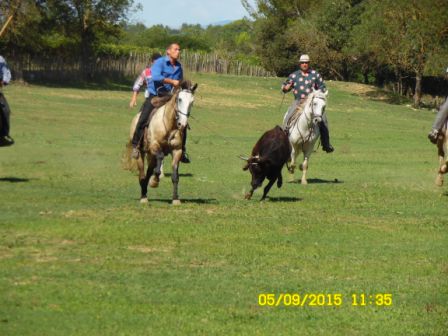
[{"left": 122, "top": 139, "right": 138, "bottom": 171}]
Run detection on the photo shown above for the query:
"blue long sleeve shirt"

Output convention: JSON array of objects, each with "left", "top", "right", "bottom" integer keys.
[{"left": 147, "top": 56, "right": 183, "bottom": 96}]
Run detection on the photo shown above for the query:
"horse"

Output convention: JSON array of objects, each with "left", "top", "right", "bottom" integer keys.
[
  {"left": 435, "top": 125, "right": 448, "bottom": 186},
  {"left": 126, "top": 80, "right": 198, "bottom": 205},
  {"left": 286, "top": 89, "right": 328, "bottom": 184}
]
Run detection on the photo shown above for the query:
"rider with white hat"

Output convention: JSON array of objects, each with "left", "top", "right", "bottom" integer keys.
[{"left": 281, "top": 54, "right": 334, "bottom": 153}]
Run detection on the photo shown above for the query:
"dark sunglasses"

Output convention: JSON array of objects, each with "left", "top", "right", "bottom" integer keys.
[{"left": 300, "top": 62, "right": 310, "bottom": 64}]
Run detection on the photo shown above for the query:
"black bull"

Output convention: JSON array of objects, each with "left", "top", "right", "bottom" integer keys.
[{"left": 242, "top": 126, "right": 292, "bottom": 200}]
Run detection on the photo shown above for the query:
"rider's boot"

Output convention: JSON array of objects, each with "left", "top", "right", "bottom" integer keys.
[
  {"left": 319, "top": 122, "right": 334, "bottom": 153},
  {"left": 0, "top": 135, "right": 14, "bottom": 147}
]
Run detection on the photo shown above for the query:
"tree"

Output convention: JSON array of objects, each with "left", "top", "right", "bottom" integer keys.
[
  {"left": 350, "top": 0, "right": 448, "bottom": 107},
  {"left": 242, "top": 0, "right": 316, "bottom": 75}
]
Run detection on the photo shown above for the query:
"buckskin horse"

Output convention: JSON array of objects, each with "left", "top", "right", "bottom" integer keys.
[{"left": 125, "top": 80, "right": 198, "bottom": 204}]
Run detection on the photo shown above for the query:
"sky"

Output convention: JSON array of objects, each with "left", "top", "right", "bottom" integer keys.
[{"left": 130, "top": 0, "right": 253, "bottom": 28}]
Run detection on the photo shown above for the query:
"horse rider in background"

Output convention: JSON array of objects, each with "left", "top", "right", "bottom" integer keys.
[
  {"left": 0, "top": 55, "right": 13, "bottom": 147},
  {"left": 129, "top": 52, "right": 161, "bottom": 108},
  {"left": 281, "top": 54, "right": 334, "bottom": 153},
  {"left": 428, "top": 67, "right": 448, "bottom": 144},
  {"left": 130, "top": 43, "right": 191, "bottom": 163}
]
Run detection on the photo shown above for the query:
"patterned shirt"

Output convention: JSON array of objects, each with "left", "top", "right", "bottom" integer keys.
[
  {"left": 133, "top": 67, "right": 151, "bottom": 98},
  {"left": 282, "top": 69, "right": 326, "bottom": 100}
]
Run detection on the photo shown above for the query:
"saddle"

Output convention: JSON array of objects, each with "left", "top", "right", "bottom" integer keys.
[
  {"left": 140, "top": 94, "right": 175, "bottom": 149},
  {"left": 286, "top": 100, "right": 306, "bottom": 130},
  {"left": 151, "top": 94, "right": 172, "bottom": 108}
]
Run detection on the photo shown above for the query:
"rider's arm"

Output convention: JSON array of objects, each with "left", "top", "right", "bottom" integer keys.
[
  {"left": 129, "top": 70, "right": 145, "bottom": 107},
  {"left": 281, "top": 74, "right": 294, "bottom": 93},
  {"left": 162, "top": 66, "right": 182, "bottom": 88}
]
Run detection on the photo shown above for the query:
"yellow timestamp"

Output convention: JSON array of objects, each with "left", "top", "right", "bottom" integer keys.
[{"left": 258, "top": 293, "right": 393, "bottom": 307}]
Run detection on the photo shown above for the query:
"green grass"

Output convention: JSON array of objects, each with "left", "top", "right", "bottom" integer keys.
[{"left": 0, "top": 73, "right": 447, "bottom": 335}]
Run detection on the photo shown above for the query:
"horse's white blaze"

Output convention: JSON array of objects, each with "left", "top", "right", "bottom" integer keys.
[{"left": 176, "top": 91, "right": 194, "bottom": 129}]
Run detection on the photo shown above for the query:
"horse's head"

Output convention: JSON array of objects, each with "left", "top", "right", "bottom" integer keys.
[
  {"left": 175, "top": 80, "right": 198, "bottom": 129},
  {"left": 309, "top": 89, "right": 328, "bottom": 124}
]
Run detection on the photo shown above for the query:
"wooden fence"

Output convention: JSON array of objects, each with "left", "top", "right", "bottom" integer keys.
[{"left": 7, "top": 50, "right": 275, "bottom": 82}]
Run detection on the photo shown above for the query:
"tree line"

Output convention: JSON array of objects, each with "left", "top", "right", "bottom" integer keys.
[{"left": 1, "top": 0, "right": 447, "bottom": 107}]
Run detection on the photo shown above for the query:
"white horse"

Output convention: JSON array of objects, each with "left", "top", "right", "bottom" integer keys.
[{"left": 287, "top": 89, "right": 328, "bottom": 184}]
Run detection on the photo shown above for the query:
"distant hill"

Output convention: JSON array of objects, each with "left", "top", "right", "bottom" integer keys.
[{"left": 203, "top": 20, "right": 233, "bottom": 27}]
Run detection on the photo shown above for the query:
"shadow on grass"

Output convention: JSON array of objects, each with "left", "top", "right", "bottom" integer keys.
[
  {"left": 266, "top": 196, "right": 302, "bottom": 202},
  {"left": 0, "top": 177, "right": 33, "bottom": 183},
  {"left": 162, "top": 173, "right": 193, "bottom": 177},
  {"left": 138, "top": 198, "right": 218, "bottom": 204},
  {"left": 288, "top": 178, "right": 343, "bottom": 184}
]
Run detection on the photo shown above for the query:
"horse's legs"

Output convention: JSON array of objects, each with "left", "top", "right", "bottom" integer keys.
[
  {"left": 160, "top": 160, "right": 165, "bottom": 178},
  {"left": 300, "top": 157, "right": 309, "bottom": 185},
  {"left": 288, "top": 143, "right": 300, "bottom": 182},
  {"left": 261, "top": 178, "right": 276, "bottom": 201},
  {"left": 436, "top": 137, "right": 446, "bottom": 186},
  {"left": 288, "top": 144, "right": 297, "bottom": 173},
  {"left": 137, "top": 153, "right": 147, "bottom": 202},
  {"left": 171, "top": 149, "right": 182, "bottom": 205},
  {"left": 140, "top": 155, "right": 156, "bottom": 202},
  {"left": 150, "top": 151, "right": 164, "bottom": 188}
]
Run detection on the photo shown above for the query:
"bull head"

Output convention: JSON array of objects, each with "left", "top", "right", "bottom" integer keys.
[{"left": 241, "top": 155, "right": 263, "bottom": 171}]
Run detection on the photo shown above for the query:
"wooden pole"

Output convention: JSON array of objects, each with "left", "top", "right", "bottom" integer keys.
[{"left": 0, "top": 15, "right": 14, "bottom": 38}]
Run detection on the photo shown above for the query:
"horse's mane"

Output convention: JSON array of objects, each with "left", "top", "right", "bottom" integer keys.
[
  {"left": 179, "top": 79, "right": 193, "bottom": 91},
  {"left": 303, "top": 89, "right": 327, "bottom": 110}
]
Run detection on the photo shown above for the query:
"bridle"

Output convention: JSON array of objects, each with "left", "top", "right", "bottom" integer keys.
[{"left": 175, "top": 89, "right": 193, "bottom": 118}]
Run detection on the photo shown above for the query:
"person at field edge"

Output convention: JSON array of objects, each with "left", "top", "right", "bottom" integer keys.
[
  {"left": 281, "top": 54, "right": 334, "bottom": 153},
  {"left": 129, "top": 52, "right": 162, "bottom": 108},
  {"left": 427, "top": 67, "right": 448, "bottom": 144},
  {"left": 0, "top": 55, "right": 13, "bottom": 147},
  {"left": 131, "top": 43, "right": 191, "bottom": 163}
]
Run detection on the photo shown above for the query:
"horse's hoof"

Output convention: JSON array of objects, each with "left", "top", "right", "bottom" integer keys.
[
  {"left": 149, "top": 176, "right": 159, "bottom": 188},
  {"left": 160, "top": 173, "right": 165, "bottom": 178},
  {"left": 140, "top": 197, "right": 148, "bottom": 204},
  {"left": 435, "top": 175, "right": 444, "bottom": 187},
  {"left": 244, "top": 193, "right": 252, "bottom": 200},
  {"left": 172, "top": 199, "right": 181, "bottom": 205},
  {"left": 440, "top": 164, "right": 448, "bottom": 174},
  {"left": 301, "top": 179, "right": 308, "bottom": 185}
]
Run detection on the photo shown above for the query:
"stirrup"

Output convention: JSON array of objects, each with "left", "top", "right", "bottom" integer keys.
[{"left": 428, "top": 130, "right": 439, "bottom": 144}]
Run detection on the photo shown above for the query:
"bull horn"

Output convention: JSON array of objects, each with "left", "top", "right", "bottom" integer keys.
[{"left": 238, "top": 155, "right": 249, "bottom": 161}]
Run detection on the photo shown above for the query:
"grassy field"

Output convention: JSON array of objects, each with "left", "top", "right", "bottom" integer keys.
[{"left": 0, "top": 73, "right": 447, "bottom": 335}]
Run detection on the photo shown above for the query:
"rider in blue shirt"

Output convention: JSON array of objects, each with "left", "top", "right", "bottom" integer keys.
[{"left": 131, "top": 43, "right": 190, "bottom": 163}]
